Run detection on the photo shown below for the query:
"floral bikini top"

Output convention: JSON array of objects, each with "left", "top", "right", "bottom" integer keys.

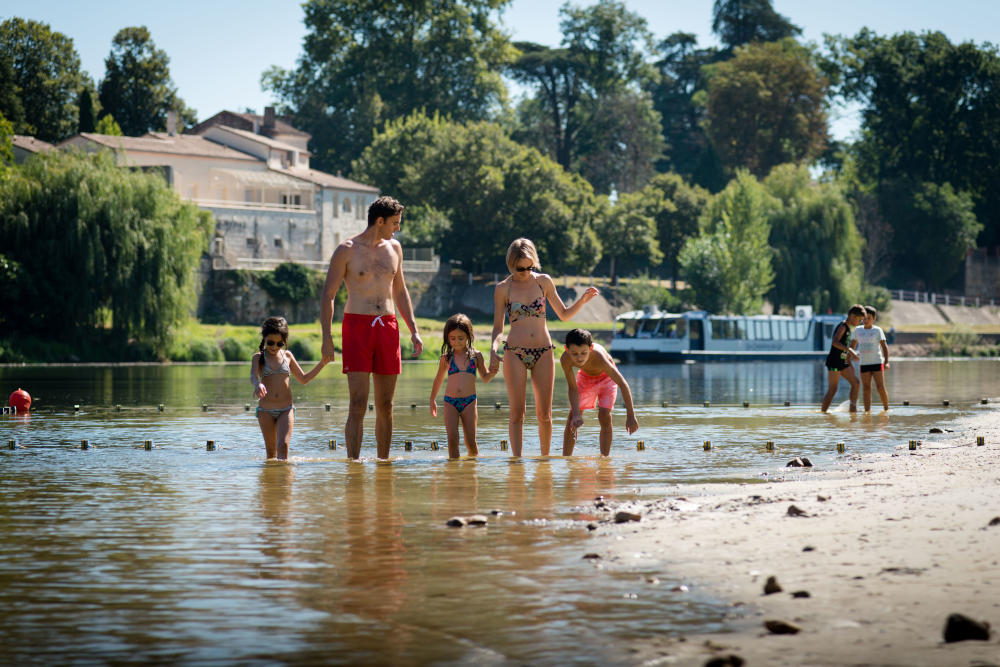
[{"left": 506, "top": 279, "right": 546, "bottom": 323}]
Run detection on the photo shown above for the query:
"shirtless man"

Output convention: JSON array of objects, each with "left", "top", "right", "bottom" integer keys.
[
  {"left": 320, "top": 196, "right": 423, "bottom": 459},
  {"left": 560, "top": 328, "right": 638, "bottom": 456}
]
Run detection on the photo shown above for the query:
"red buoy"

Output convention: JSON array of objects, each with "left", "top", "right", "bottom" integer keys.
[{"left": 8, "top": 388, "right": 31, "bottom": 412}]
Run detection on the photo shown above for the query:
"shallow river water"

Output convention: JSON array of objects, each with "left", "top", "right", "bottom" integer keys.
[{"left": 0, "top": 359, "right": 996, "bottom": 664}]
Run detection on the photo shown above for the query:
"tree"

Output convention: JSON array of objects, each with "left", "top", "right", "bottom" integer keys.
[
  {"left": 826, "top": 29, "right": 1000, "bottom": 253},
  {"left": 711, "top": 0, "right": 801, "bottom": 54},
  {"left": 647, "top": 173, "right": 710, "bottom": 288},
  {"left": 77, "top": 86, "right": 97, "bottom": 133},
  {"left": 598, "top": 189, "right": 662, "bottom": 284},
  {"left": 646, "top": 32, "right": 725, "bottom": 191},
  {"left": 879, "top": 180, "right": 981, "bottom": 289},
  {"left": 263, "top": 0, "right": 514, "bottom": 175},
  {"left": 0, "top": 150, "right": 212, "bottom": 355},
  {"left": 0, "top": 17, "right": 85, "bottom": 141},
  {"left": 352, "top": 111, "right": 602, "bottom": 275},
  {"left": 0, "top": 49, "right": 26, "bottom": 134},
  {"left": 98, "top": 26, "right": 195, "bottom": 136},
  {"left": 0, "top": 111, "right": 14, "bottom": 172},
  {"left": 679, "top": 170, "right": 775, "bottom": 313},
  {"left": 509, "top": 1, "right": 661, "bottom": 193},
  {"left": 95, "top": 114, "right": 123, "bottom": 136},
  {"left": 703, "top": 39, "right": 829, "bottom": 177},
  {"left": 763, "top": 163, "right": 863, "bottom": 312}
]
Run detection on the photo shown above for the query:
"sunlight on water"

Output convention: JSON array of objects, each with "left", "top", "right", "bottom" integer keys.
[{"left": 0, "top": 359, "right": 996, "bottom": 662}]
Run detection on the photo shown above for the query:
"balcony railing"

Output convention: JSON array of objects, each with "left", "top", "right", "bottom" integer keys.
[
  {"left": 889, "top": 289, "right": 998, "bottom": 307},
  {"left": 194, "top": 198, "right": 314, "bottom": 213}
]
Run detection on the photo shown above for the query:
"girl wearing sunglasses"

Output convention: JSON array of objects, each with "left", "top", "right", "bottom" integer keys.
[{"left": 251, "top": 316, "right": 331, "bottom": 460}]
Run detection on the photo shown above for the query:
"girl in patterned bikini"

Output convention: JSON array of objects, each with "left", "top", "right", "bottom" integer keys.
[
  {"left": 429, "top": 314, "right": 498, "bottom": 458},
  {"left": 250, "top": 316, "right": 331, "bottom": 460},
  {"left": 489, "top": 238, "right": 600, "bottom": 457}
]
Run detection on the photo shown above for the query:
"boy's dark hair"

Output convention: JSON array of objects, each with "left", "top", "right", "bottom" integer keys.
[
  {"left": 865, "top": 305, "right": 878, "bottom": 319},
  {"left": 848, "top": 304, "right": 866, "bottom": 318},
  {"left": 564, "top": 328, "right": 593, "bottom": 347},
  {"left": 367, "top": 196, "right": 404, "bottom": 227}
]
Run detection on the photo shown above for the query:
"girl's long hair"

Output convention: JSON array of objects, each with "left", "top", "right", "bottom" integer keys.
[
  {"left": 440, "top": 313, "right": 475, "bottom": 360},
  {"left": 258, "top": 316, "right": 289, "bottom": 370}
]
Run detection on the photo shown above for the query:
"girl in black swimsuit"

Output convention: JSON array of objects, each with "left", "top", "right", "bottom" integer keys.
[{"left": 820, "top": 305, "right": 866, "bottom": 413}]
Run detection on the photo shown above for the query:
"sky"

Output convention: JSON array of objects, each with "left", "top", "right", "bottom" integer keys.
[{"left": 3, "top": 0, "right": 999, "bottom": 141}]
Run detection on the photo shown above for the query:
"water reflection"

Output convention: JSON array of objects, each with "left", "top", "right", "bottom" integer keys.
[{"left": 0, "top": 360, "right": 997, "bottom": 662}]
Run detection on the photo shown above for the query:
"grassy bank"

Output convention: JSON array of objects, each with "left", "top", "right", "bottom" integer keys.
[{"left": 0, "top": 316, "right": 615, "bottom": 364}]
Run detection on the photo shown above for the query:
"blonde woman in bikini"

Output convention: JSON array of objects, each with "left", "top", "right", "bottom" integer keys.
[{"left": 490, "top": 238, "right": 600, "bottom": 456}]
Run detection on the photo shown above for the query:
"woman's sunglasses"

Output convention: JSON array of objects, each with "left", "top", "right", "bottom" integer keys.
[
  {"left": 265, "top": 340, "right": 285, "bottom": 347},
  {"left": 515, "top": 265, "right": 534, "bottom": 272}
]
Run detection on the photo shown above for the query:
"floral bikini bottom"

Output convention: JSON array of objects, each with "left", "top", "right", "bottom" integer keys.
[{"left": 503, "top": 342, "right": 555, "bottom": 370}]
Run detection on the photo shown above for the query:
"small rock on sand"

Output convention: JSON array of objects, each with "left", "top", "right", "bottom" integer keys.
[
  {"left": 763, "top": 576, "right": 782, "bottom": 595},
  {"left": 943, "top": 613, "right": 991, "bottom": 642},
  {"left": 764, "top": 619, "right": 801, "bottom": 635},
  {"left": 786, "top": 457, "right": 814, "bottom": 467},
  {"left": 787, "top": 505, "right": 809, "bottom": 517},
  {"left": 582, "top": 553, "right": 601, "bottom": 560},
  {"left": 446, "top": 517, "right": 467, "bottom": 527},
  {"left": 929, "top": 427, "right": 944, "bottom": 433},
  {"left": 791, "top": 590, "right": 811, "bottom": 598},
  {"left": 615, "top": 511, "right": 641, "bottom": 523},
  {"left": 988, "top": 517, "right": 1000, "bottom": 527},
  {"left": 704, "top": 654, "right": 745, "bottom": 667}
]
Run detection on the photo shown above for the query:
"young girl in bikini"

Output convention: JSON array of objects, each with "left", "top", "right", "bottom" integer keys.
[
  {"left": 251, "top": 316, "right": 330, "bottom": 460},
  {"left": 429, "top": 314, "right": 498, "bottom": 458},
  {"left": 489, "top": 238, "right": 600, "bottom": 456}
]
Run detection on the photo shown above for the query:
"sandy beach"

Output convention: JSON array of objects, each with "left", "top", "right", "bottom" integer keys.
[{"left": 590, "top": 406, "right": 1000, "bottom": 666}]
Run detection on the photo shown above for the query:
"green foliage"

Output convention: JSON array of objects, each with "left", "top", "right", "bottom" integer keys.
[
  {"left": 0, "top": 150, "right": 211, "bottom": 356},
  {"left": 0, "top": 18, "right": 86, "bottom": 142},
  {"left": 879, "top": 180, "right": 981, "bottom": 289},
  {"left": 679, "top": 170, "right": 775, "bottom": 313},
  {"left": 826, "top": 29, "right": 1000, "bottom": 258},
  {"left": 98, "top": 26, "right": 195, "bottom": 136},
  {"left": 646, "top": 33, "right": 725, "bottom": 191},
  {"left": 703, "top": 39, "right": 829, "bottom": 177},
  {"left": 258, "top": 262, "right": 322, "bottom": 305},
  {"left": 0, "top": 49, "right": 25, "bottom": 133},
  {"left": 288, "top": 338, "right": 317, "bottom": 361},
  {"left": 510, "top": 2, "right": 662, "bottom": 194},
  {"left": 168, "top": 338, "right": 224, "bottom": 362},
  {"left": 77, "top": 87, "right": 96, "bottom": 133},
  {"left": 262, "top": 0, "right": 514, "bottom": 174},
  {"left": 220, "top": 337, "right": 252, "bottom": 362},
  {"left": 95, "top": 114, "right": 123, "bottom": 136},
  {"left": 352, "top": 112, "right": 603, "bottom": 275},
  {"left": 857, "top": 284, "right": 891, "bottom": 314},
  {"left": 932, "top": 324, "right": 982, "bottom": 356},
  {"left": 616, "top": 273, "right": 685, "bottom": 311},
  {"left": 711, "top": 0, "right": 801, "bottom": 53},
  {"left": 0, "top": 111, "right": 13, "bottom": 172},
  {"left": 764, "top": 163, "right": 863, "bottom": 312}
]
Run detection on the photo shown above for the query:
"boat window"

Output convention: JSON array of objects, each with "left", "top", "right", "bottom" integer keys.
[
  {"left": 792, "top": 320, "right": 809, "bottom": 339},
  {"left": 657, "top": 318, "right": 686, "bottom": 338},
  {"left": 618, "top": 319, "right": 640, "bottom": 338},
  {"left": 637, "top": 318, "right": 660, "bottom": 337},
  {"left": 738, "top": 320, "right": 753, "bottom": 340},
  {"left": 755, "top": 320, "right": 772, "bottom": 340},
  {"left": 709, "top": 318, "right": 737, "bottom": 339}
]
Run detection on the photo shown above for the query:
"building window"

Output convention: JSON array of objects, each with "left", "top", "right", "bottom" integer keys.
[
  {"left": 274, "top": 237, "right": 283, "bottom": 248},
  {"left": 342, "top": 197, "right": 351, "bottom": 214},
  {"left": 246, "top": 237, "right": 256, "bottom": 247}
]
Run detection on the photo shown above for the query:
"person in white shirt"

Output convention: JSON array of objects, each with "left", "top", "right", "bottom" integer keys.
[{"left": 851, "top": 306, "right": 891, "bottom": 411}]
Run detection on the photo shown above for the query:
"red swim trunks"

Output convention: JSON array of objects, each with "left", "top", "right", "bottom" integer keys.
[
  {"left": 576, "top": 370, "right": 617, "bottom": 410},
  {"left": 341, "top": 313, "right": 401, "bottom": 375}
]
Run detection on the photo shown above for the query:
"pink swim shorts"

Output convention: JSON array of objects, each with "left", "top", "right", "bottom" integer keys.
[{"left": 576, "top": 370, "right": 617, "bottom": 410}]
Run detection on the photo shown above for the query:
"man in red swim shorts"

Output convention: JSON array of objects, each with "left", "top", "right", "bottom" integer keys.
[{"left": 320, "top": 196, "right": 423, "bottom": 459}]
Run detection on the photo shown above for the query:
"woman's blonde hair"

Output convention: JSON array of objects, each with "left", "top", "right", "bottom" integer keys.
[{"left": 506, "top": 238, "right": 540, "bottom": 273}]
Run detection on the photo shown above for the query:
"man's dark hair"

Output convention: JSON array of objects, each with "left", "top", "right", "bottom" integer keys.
[
  {"left": 564, "top": 328, "right": 593, "bottom": 347},
  {"left": 367, "top": 196, "right": 404, "bottom": 227},
  {"left": 848, "top": 304, "right": 866, "bottom": 318}
]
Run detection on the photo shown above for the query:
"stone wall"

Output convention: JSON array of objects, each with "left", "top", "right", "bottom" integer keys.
[{"left": 965, "top": 250, "right": 1000, "bottom": 300}]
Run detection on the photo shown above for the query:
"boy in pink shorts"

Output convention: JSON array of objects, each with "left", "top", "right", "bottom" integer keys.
[{"left": 560, "top": 328, "right": 638, "bottom": 456}]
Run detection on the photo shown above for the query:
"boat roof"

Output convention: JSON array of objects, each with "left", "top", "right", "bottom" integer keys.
[{"left": 614, "top": 309, "right": 843, "bottom": 321}]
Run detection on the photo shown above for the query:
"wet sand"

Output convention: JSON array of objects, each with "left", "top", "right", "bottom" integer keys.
[{"left": 591, "top": 407, "right": 1000, "bottom": 666}]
